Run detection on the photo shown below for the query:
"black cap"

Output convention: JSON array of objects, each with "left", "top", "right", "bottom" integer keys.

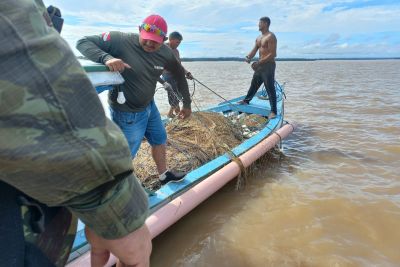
[{"left": 47, "top": 5, "right": 64, "bottom": 33}]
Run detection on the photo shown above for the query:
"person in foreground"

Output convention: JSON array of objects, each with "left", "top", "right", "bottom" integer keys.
[
  {"left": 77, "top": 15, "right": 192, "bottom": 185},
  {"left": 0, "top": 1, "right": 151, "bottom": 266},
  {"left": 239, "top": 16, "right": 278, "bottom": 119},
  {"left": 161, "top": 31, "right": 194, "bottom": 118}
]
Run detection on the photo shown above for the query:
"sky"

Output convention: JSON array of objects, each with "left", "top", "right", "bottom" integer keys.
[{"left": 45, "top": 0, "right": 400, "bottom": 59}]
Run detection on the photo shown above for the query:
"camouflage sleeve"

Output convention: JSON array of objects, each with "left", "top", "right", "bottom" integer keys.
[
  {"left": 76, "top": 31, "right": 122, "bottom": 64},
  {"left": 158, "top": 76, "right": 165, "bottom": 84},
  {"left": 66, "top": 173, "right": 149, "bottom": 239},
  {"left": 0, "top": 0, "right": 148, "bottom": 239},
  {"left": 165, "top": 54, "right": 192, "bottom": 109}
]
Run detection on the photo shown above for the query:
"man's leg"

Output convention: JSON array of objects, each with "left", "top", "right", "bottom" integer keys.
[
  {"left": 167, "top": 106, "right": 175, "bottom": 118},
  {"left": 110, "top": 108, "right": 148, "bottom": 158},
  {"left": 173, "top": 106, "right": 181, "bottom": 116},
  {"left": 166, "top": 88, "right": 181, "bottom": 118},
  {"left": 143, "top": 101, "right": 168, "bottom": 174},
  {"left": 243, "top": 72, "right": 263, "bottom": 103},
  {"left": 164, "top": 74, "right": 180, "bottom": 117},
  {"left": 145, "top": 101, "right": 185, "bottom": 184},
  {"left": 262, "top": 63, "right": 277, "bottom": 117},
  {"left": 151, "top": 144, "right": 167, "bottom": 174}
]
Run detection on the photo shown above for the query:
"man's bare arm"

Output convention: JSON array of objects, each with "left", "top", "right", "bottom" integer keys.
[{"left": 246, "top": 40, "right": 259, "bottom": 62}]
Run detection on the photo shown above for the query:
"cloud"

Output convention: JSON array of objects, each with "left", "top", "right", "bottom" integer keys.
[
  {"left": 46, "top": 0, "right": 400, "bottom": 58},
  {"left": 324, "top": 34, "right": 341, "bottom": 44}
]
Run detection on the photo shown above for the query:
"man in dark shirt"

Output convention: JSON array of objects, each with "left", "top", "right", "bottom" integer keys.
[{"left": 77, "top": 14, "right": 191, "bottom": 184}]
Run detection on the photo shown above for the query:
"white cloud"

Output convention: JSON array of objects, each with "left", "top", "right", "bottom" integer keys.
[
  {"left": 337, "top": 43, "right": 348, "bottom": 49},
  {"left": 46, "top": 0, "right": 400, "bottom": 58}
]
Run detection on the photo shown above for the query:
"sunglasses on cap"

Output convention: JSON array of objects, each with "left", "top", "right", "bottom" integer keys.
[{"left": 139, "top": 23, "right": 166, "bottom": 38}]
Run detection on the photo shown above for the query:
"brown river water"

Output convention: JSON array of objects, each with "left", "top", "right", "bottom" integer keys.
[
  {"left": 144, "top": 60, "right": 400, "bottom": 267},
  {"left": 99, "top": 60, "right": 399, "bottom": 267}
]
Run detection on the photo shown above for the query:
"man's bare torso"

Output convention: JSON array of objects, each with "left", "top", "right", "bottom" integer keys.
[{"left": 256, "top": 32, "right": 277, "bottom": 62}]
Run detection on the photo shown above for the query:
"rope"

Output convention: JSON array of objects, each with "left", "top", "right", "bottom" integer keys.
[
  {"left": 162, "top": 76, "right": 267, "bottom": 134},
  {"left": 192, "top": 77, "right": 229, "bottom": 102},
  {"left": 190, "top": 77, "right": 271, "bottom": 143},
  {"left": 191, "top": 79, "right": 196, "bottom": 98},
  {"left": 273, "top": 131, "right": 282, "bottom": 142},
  {"left": 159, "top": 77, "right": 287, "bottom": 190},
  {"left": 200, "top": 79, "right": 288, "bottom": 183},
  {"left": 192, "top": 77, "right": 242, "bottom": 112},
  {"left": 226, "top": 150, "right": 247, "bottom": 190},
  {"left": 283, "top": 120, "right": 295, "bottom": 132}
]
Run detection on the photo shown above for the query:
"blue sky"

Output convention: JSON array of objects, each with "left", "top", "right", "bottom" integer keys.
[{"left": 45, "top": 0, "right": 400, "bottom": 58}]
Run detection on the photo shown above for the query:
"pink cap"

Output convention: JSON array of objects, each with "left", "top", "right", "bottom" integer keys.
[{"left": 139, "top": 14, "right": 167, "bottom": 44}]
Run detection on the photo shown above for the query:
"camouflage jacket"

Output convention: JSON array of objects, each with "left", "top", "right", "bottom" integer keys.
[{"left": 0, "top": 0, "right": 149, "bottom": 241}]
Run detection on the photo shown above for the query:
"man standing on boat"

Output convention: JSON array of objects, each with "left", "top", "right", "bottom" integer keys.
[
  {"left": 77, "top": 15, "right": 192, "bottom": 185},
  {"left": 240, "top": 16, "right": 277, "bottom": 119},
  {"left": 161, "top": 31, "right": 194, "bottom": 118},
  {"left": 1, "top": 1, "right": 151, "bottom": 266}
]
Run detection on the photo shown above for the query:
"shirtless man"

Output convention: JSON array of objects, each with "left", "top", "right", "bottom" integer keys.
[{"left": 240, "top": 16, "right": 277, "bottom": 119}]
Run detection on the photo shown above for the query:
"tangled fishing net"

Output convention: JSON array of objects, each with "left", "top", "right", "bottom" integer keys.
[{"left": 133, "top": 111, "right": 268, "bottom": 190}]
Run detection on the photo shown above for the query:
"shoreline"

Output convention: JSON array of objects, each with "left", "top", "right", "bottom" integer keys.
[
  {"left": 76, "top": 55, "right": 400, "bottom": 62},
  {"left": 181, "top": 57, "right": 400, "bottom": 62}
]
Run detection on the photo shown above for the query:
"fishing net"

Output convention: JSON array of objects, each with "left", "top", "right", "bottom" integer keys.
[{"left": 133, "top": 111, "right": 268, "bottom": 190}]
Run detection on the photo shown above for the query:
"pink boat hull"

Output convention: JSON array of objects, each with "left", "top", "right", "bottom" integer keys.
[{"left": 68, "top": 122, "right": 296, "bottom": 267}]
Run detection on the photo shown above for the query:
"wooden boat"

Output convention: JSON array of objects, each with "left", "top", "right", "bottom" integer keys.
[{"left": 67, "top": 61, "right": 296, "bottom": 266}]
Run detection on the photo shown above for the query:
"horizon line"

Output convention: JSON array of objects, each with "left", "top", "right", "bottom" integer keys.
[
  {"left": 180, "top": 57, "right": 400, "bottom": 62},
  {"left": 76, "top": 55, "right": 400, "bottom": 62}
]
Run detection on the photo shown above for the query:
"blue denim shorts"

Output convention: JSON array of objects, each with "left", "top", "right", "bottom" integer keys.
[{"left": 110, "top": 100, "right": 167, "bottom": 158}]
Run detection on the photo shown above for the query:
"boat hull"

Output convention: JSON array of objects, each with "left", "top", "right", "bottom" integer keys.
[{"left": 68, "top": 64, "right": 295, "bottom": 265}]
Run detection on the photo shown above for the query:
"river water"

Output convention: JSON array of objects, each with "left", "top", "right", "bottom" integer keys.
[{"left": 146, "top": 60, "right": 400, "bottom": 267}]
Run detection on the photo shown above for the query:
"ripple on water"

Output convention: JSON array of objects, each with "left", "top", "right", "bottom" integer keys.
[{"left": 146, "top": 60, "right": 400, "bottom": 266}]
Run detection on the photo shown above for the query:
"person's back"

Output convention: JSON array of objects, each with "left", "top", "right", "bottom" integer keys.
[{"left": 0, "top": 1, "right": 151, "bottom": 266}]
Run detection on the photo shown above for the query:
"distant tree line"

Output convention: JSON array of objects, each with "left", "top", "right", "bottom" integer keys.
[
  {"left": 181, "top": 57, "right": 400, "bottom": 62},
  {"left": 76, "top": 55, "right": 399, "bottom": 62}
]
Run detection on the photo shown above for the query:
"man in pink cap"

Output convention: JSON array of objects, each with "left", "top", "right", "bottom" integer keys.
[{"left": 77, "top": 14, "right": 191, "bottom": 185}]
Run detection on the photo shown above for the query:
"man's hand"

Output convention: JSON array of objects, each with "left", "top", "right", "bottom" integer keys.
[
  {"left": 163, "top": 81, "right": 172, "bottom": 91},
  {"left": 251, "top": 61, "right": 259, "bottom": 71},
  {"left": 85, "top": 224, "right": 152, "bottom": 267},
  {"left": 245, "top": 56, "right": 251, "bottom": 64},
  {"left": 185, "top": 72, "right": 193, "bottom": 80},
  {"left": 178, "top": 108, "right": 191, "bottom": 119},
  {"left": 105, "top": 58, "right": 131, "bottom": 72}
]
